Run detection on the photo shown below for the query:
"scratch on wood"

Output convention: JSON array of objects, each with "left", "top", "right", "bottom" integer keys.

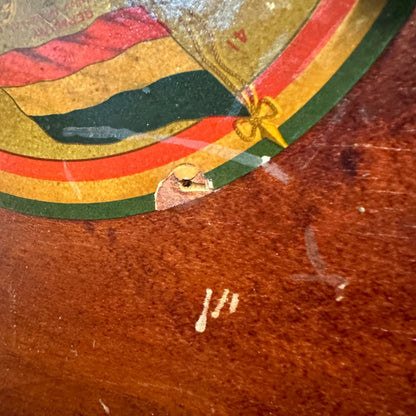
[
  {"left": 298, "top": 148, "right": 320, "bottom": 170},
  {"left": 291, "top": 225, "right": 349, "bottom": 301},
  {"left": 8, "top": 283, "right": 17, "bottom": 347},
  {"left": 371, "top": 190, "right": 409, "bottom": 195},
  {"left": 345, "top": 231, "right": 411, "bottom": 240},
  {"left": 372, "top": 326, "right": 416, "bottom": 341},
  {"left": 313, "top": 144, "right": 415, "bottom": 152}
]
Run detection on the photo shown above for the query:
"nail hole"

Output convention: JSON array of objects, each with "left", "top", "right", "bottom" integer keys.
[{"left": 181, "top": 179, "right": 192, "bottom": 188}]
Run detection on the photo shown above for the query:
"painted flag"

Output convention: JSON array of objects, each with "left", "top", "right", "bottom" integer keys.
[{"left": 0, "top": 6, "right": 248, "bottom": 144}]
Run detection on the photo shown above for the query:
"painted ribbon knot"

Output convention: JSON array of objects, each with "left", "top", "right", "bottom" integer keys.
[{"left": 234, "top": 87, "right": 288, "bottom": 148}]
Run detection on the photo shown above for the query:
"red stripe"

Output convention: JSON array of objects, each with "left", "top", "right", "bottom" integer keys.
[
  {"left": 0, "top": 7, "right": 169, "bottom": 87},
  {"left": 254, "top": 0, "right": 357, "bottom": 97},
  {"left": 0, "top": 0, "right": 357, "bottom": 182},
  {"left": 0, "top": 118, "right": 234, "bottom": 181}
]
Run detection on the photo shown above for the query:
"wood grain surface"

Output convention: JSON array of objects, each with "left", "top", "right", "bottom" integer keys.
[{"left": 1, "top": 9, "right": 415, "bottom": 416}]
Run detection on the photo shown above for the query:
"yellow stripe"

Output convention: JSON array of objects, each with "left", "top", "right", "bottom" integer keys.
[
  {"left": 275, "top": 0, "right": 386, "bottom": 124},
  {"left": 0, "top": 0, "right": 385, "bottom": 203},
  {"left": 0, "top": 36, "right": 201, "bottom": 161},
  {"left": 0, "top": 132, "right": 250, "bottom": 203},
  {"left": 5, "top": 37, "right": 202, "bottom": 116}
]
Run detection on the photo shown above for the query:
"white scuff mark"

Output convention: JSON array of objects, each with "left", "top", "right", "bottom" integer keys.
[
  {"left": 229, "top": 293, "right": 239, "bottom": 314},
  {"left": 167, "top": 137, "right": 263, "bottom": 168},
  {"left": 353, "top": 144, "right": 415, "bottom": 152},
  {"left": 195, "top": 288, "right": 240, "bottom": 332},
  {"left": 372, "top": 326, "right": 416, "bottom": 341},
  {"left": 372, "top": 190, "right": 408, "bottom": 195},
  {"left": 141, "top": 0, "right": 245, "bottom": 29},
  {"left": 290, "top": 225, "right": 349, "bottom": 301},
  {"left": 304, "top": 225, "right": 326, "bottom": 272},
  {"left": 8, "top": 283, "right": 17, "bottom": 347},
  {"left": 211, "top": 289, "right": 229, "bottom": 319},
  {"left": 37, "top": 13, "right": 55, "bottom": 29},
  {"left": 358, "top": 206, "right": 366, "bottom": 213},
  {"left": 156, "top": 137, "right": 271, "bottom": 209},
  {"left": 345, "top": 231, "right": 411, "bottom": 240},
  {"left": 125, "top": 378, "right": 215, "bottom": 408},
  {"left": 63, "top": 161, "right": 82, "bottom": 200},
  {"left": 335, "top": 284, "right": 346, "bottom": 301},
  {"left": 262, "top": 161, "right": 291, "bottom": 185},
  {"left": 261, "top": 155, "right": 271, "bottom": 165},
  {"left": 372, "top": 326, "right": 415, "bottom": 336},
  {"left": 63, "top": 126, "right": 266, "bottom": 171},
  {"left": 70, "top": 349, "right": 78, "bottom": 357},
  {"left": 63, "top": 126, "right": 136, "bottom": 141},
  {"left": 298, "top": 148, "right": 320, "bottom": 170},
  {"left": 313, "top": 143, "right": 415, "bottom": 153},
  {"left": 266, "top": 1, "right": 276, "bottom": 11},
  {"left": 195, "top": 288, "right": 212, "bottom": 333},
  {"left": 99, "top": 398, "right": 110, "bottom": 414}
]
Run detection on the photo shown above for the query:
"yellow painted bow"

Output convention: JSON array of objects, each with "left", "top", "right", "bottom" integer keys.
[{"left": 234, "top": 86, "right": 288, "bottom": 148}]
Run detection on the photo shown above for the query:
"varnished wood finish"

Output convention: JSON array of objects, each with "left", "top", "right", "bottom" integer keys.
[{"left": 1, "top": 10, "right": 415, "bottom": 415}]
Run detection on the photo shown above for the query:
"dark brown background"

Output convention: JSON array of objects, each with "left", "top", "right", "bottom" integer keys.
[{"left": 0, "top": 8, "right": 415, "bottom": 416}]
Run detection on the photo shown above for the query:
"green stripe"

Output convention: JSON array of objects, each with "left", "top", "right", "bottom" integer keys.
[
  {"left": 279, "top": 0, "right": 415, "bottom": 144},
  {"left": 0, "top": 0, "right": 413, "bottom": 219},
  {"left": 0, "top": 192, "right": 155, "bottom": 220},
  {"left": 30, "top": 70, "right": 248, "bottom": 144}
]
